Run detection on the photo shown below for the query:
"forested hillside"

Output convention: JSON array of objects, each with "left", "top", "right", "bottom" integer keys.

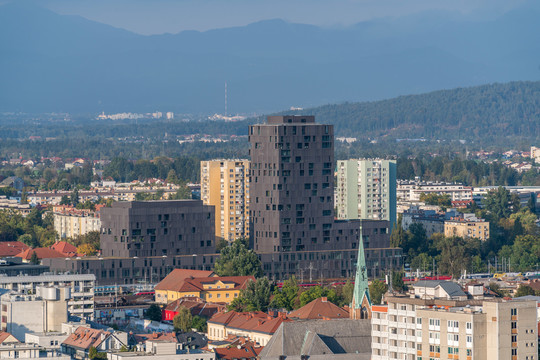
[{"left": 277, "top": 81, "right": 540, "bottom": 141}]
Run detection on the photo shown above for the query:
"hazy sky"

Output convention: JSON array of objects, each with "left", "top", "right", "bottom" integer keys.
[{"left": 21, "top": 0, "right": 528, "bottom": 35}]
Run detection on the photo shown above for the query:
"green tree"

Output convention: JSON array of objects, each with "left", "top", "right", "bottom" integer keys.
[
  {"left": 483, "top": 187, "right": 520, "bottom": 220},
  {"left": 70, "top": 188, "right": 80, "bottom": 206},
  {"left": 514, "top": 285, "right": 536, "bottom": 298},
  {"left": 270, "top": 276, "right": 300, "bottom": 311},
  {"left": 298, "top": 286, "right": 338, "bottom": 307},
  {"left": 88, "top": 346, "right": 106, "bottom": 359},
  {"left": 145, "top": 304, "right": 162, "bottom": 322},
  {"left": 341, "top": 280, "right": 354, "bottom": 307},
  {"left": 213, "top": 238, "right": 262, "bottom": 277},
  {"left": 391, "top": 271, "right": 406, "bottom": 292},
  {"left": 228, "top": 277, "right": 271, "bottom": 312},
  {"left": 59, "top": 195, "right": 70, "bottom": 205},
  {"left": 30, "top": 251, "right": 40, "bottom": 265},
  {"left": 18, "top": 234, "right": 38, "bottom": 248},
  {"left": 369, "top": 279, "right": 388, "bottom": 305},
  {"left": 191, "top": 315, "right": 207, "bottom": 332},
  {"left": 166, "top": 169, "right": 179, "bottom": 184},
  {"left": 173, "top": 307, "right": 193, "bottom": 333}
]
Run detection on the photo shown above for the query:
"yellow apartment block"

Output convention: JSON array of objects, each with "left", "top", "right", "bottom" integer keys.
[
  {"left": 201, "top": 159, "right": 250, "bottom": 242},
  {"left": 444, "top": 219, "right": 490, "bottom": 241}
]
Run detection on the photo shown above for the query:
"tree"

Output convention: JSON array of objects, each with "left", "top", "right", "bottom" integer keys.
[
  {"left": 270, "top": 276, "right": 300, "bottom": 311},
  {"left": 173, "top": 307, "right": 193, "bottom": 333},
  {"left": 70, "top": 188, "right": 80, "bottom": 206},
  {"left": 77, "top": 243, "right": 98, "bottom": 256},
  {"left": 30, "top": 251, "right": 40, "bottom": 265},
  {"left": 18, "top": 234, "right": 38, "bottom": 248},
  {"left": 145, "top": 304, "right": 162, "bottom": 322},
  {"left": 88, "top": 346, "right": 107, "bottom": 359},
  {"left": 59, "top": 195, "right": 70, "bottom": 205},
  {"left": 369, "top": 279, "right": 388, "bottom": 305},
  {"left": 298, "top": 286, "right": 338, "bottom": 307},
  {"left": 228, "top": 277, "right": 271, "bottom": 312},
  {"left": 166, "top": 170, "right": 179, "bottom": 184},
  {"left": 514, "top": 285, "right": 537, "bottom": 298},
  {"left": 213, "top": 238, "right": 262, "bottom": 277},
  {"left": 341, "top": 280, "right": 354, "bottom": 307},
  {"left": 488, "top": 283, "right": 509, "bottom": 298},
  {"left": 215, "top": 239, "right": 228, "bottom": 252},
  {"left": 191, "top": 315, "right": 207, "bottom": 332},
  {"left": 391, "top": 271, "right": 406, "bottom": 292}
]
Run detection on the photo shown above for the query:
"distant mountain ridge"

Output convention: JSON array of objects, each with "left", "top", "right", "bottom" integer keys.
[
  {"left": 1, "top": 1, "right": 540, "bottom": 113},
  {"left": 272, "top": 81, "right": 540, "bottom": 141}
]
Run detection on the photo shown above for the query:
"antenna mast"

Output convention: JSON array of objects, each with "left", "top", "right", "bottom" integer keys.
[{"left": 225, "top": 81, "right": 228, "bottom": 116}]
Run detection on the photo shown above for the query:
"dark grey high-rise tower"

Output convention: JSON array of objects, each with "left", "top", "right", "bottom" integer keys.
[
  {"left": 249, "top": 115, "right": 335, "bottom": 253},
  {"left": 248, "top": 116, "right": 403, "bottom": 280}
]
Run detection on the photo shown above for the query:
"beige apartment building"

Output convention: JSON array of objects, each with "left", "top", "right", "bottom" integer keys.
[
  {"left": 201, "top": 160, "right": 250, "bottom": 242},
  {"left": 371, "top": 281, "right": 538, "bottom": 360},
  {"left": 444, "top": 216, "right": 490, "bottom": 241}
]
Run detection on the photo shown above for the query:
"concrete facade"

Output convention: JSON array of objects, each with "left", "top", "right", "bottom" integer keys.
[
  {"left": 100, "top": 200, "right": 216, "bottom": 258},
  {"left": 0, "top": 287, "right": 69, "bottom": 341},
  {"left": 336, "top": 159, "right": 397, "bottom": 229},
  {"left": 0, "top": 274, "right": 95, "bottom": 320}
]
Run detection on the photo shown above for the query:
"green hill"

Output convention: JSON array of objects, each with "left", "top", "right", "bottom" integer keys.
[{"left": 274, "top": 81, "right": 540, "bottom": 141}]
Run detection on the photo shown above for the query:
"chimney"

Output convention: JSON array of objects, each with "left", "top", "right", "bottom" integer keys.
[{"left": 321, "top": 297, "right": 327, "bottom": 302}]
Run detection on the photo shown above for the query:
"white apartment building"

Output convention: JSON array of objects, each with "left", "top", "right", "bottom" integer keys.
[
  {"left": 0, "top": 286, "right": 69, "bottom": 342},
  {"left": 372, "top": 281, "right": 538, "bottom": 360},
  {"left": 336, "top": 159, "right": 397, "bottom": 228},
  {"left": 0, "top": 274, "right": 95, "bottom": 320},
  {"left": 397, "top": 181, "right": 473, "bottom": 202},
  {"left": 53, "top": 210, "right": 101, "bottom": 240}
]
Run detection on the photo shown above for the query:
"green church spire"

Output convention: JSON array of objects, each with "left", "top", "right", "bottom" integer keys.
[{"left": 351, "top": 223, "right": 371, "bottom": 318}]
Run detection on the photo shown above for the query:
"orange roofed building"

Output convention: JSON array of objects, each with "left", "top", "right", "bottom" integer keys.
[
  {"left": 207, "top": 311, "right": 291, "bottom": 346},
  {"left": 16, "top": 248, "right": 67, "bottom": 262},
  {"left": 61, "top": 326, "right": 127, "bottom": 359},
  {"left": 288, "top": 296, "right": 349, "bottom": 320},
  {"left": 155, "top": 269, "right": 254, "bottom": 305},
  {"left": 0, "top": 242, "right": 29, "bottom": 257},
  {"left": 154, "top": 269, "right": 216, "bottom": 304},
  {"left": 50, "top": 241, "right": 78, "bottom": 257}
]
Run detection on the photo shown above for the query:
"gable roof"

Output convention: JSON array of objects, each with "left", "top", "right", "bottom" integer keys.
[
  {"left": 208, "top": 311, "right": 291, "bottom": 335},
  {"left": 0, "top": 242, "right": 29, "bottom": 257},
  {"left": 50, "top": 241, "right": 78, "bottom": 256},
  {"left": 154, "top": 269, "right": 215, "bottom": 291},
  {"left": 131, "top": 332, "right": 177, "bottom": 345},
  {"left": 259, "top": 319, "right": 371, "bottom": 359},
  {"left": 16, "top": 248, "right": 67, "bottom": 260},
  {"left": 414, "top": 280, "right": 467, "bottom": 298},
  {"left": 164, "top": 297, "right": 225, "bottom": 318},
  {"left": 214, "top": 341, "right": 262, "bottom": 359},
  {"left": 0, "top": 331, "right": 19, "bottom": 344},
  {"left": 62, "top": 327, "right": 110, "bottom": 351},
  {"left": 288, "top": 297, "right": 349, "bottom": 320}
]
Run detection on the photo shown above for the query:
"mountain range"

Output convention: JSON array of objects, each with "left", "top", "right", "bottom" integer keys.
[{"left": 1, "top": 1, "right": 540, "bottom": 113}]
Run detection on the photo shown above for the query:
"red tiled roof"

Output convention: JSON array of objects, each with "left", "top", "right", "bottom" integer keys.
[
  {"left": 132, "top": 332, "right": 177, "bottom": 344},
  {"left": 288, "top": 297, "right": 350, "bottom": 320},
  {"left": 164, "top": 297, "right": 225, "bottom": 318},
  {"left": 0, "top": 242, "right": 29, "bottom": 257},
  {"left": 50, "top": 241, "right": 78, "bottom": 256},
  {"left": 62, "top": 327, "right": 109, "bottom": 350},
  {"left": 208, "top": 311, "right": 291, "bottom": 335},
  {"left": 214, "top": 342, "right": 263, "bottom": 360},
  {"left": 154, "top": 269, "right": 215, "bottom": 291},
  {"left": 16, "top": 248, "right": 67, "bottom": 260},
  {"left": 0, "top": 331, "right": 18, "bottom": 344}
]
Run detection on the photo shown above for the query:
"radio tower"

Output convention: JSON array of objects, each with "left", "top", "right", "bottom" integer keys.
[{"left": 224, "top": 81, "right": 228, "bottom": 116}]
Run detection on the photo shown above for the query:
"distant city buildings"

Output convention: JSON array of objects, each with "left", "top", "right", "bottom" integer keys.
[
  {"left": 444, "top": 213, "right": 490, "bottom": 241},
  {"left": 396, "top": 180, "right": 473, "bottom": 203},
  {"left": 336, "top": 159, "right": 397, "bottom": 228},
  {"left": 201, "top": 159, "right": 250, "bottom": 242}
]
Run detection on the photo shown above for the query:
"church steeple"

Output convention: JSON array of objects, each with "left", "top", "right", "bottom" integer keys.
[{"left": 350, "top": 223, "right": 372, "bottom": 319}]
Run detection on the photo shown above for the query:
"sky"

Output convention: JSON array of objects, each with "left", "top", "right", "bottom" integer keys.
[{"left": 11, "top": 0, "right": 528, "bottom": 35}]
